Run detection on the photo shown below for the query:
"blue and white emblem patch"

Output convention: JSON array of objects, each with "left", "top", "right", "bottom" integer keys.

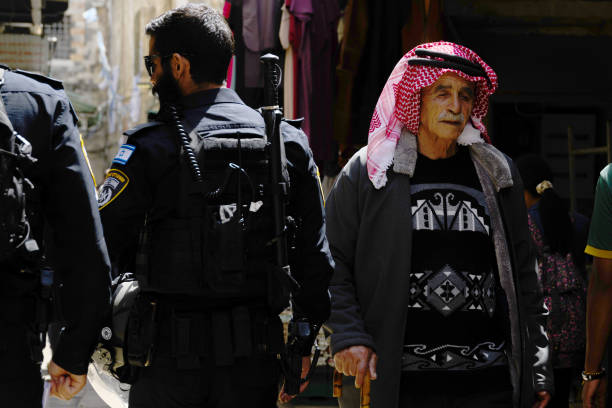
[
  {"left": 98, "top": 169, "right": 129, "bottom": 210},
  {"left": 112, "top": 144, "right": 136, "bottom": 165}
]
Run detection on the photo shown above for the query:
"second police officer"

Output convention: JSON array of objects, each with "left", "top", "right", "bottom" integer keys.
[
  {"left": 98, "top": 4, "right": 334, "bottom": 407},
  {"left": 0, "top": 66, "right": 111, "bottom": 405}
]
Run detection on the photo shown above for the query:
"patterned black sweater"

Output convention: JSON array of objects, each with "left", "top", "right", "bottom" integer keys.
[{"left": 404, "top": 147, "right": 509, "bottom": 373}]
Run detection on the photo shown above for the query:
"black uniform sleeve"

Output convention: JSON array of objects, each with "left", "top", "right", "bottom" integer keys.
[
  {"left": 39, "top": 95, "right": 111, "bottom": 375},
  {"left": 283, "top": 124, "right": 334, "bottom": 324},
  {"left": 98, "top": 133, "right": 157, "bottom": 268}
]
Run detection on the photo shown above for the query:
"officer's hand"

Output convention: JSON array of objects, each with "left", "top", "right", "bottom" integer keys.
[
  {"left": 333, "top": 345, "right": 377, "bottom": 389},
  {"left": 278, "top": 356, "right": 311, "bottom": 403},
  {"left": 532, "top": 390, "right": 551, "bottom": 408},
  {"left": 583, "top": 378, "right": 607, "bottom": 408},
  {"left": 48, "top": 360, "right": 87, "bottom": 401}
]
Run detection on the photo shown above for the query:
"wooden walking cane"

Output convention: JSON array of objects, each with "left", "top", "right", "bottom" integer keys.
[
  {"left": 332, "top": 369, "right": 342, "bottom": 398},
  {"left": 360, "top": 375, "right": 371, "bottom": 407},
  {"left": 332, "top": 370, "right": 371, "bottom": 408}
]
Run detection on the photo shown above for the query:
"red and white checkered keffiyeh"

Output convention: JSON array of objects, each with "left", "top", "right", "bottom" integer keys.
[{"left": 366, "top": 41, "right": 498, "bottom": 189}]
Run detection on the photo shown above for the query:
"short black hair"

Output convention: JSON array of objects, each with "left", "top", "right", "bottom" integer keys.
[
  {"left": 516, "top": 153, "right": 573, "bottom": 254},
  {"left": 145, "top": 3, "right": 234, "bottom": 84}
]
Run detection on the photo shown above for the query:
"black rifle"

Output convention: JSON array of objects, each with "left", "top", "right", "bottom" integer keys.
[
  {"left": 260, "top": 54, "right": 320, "bottom": 397},
  {"left": 260, "top": 54, "right": 300, "bottom": 304}
]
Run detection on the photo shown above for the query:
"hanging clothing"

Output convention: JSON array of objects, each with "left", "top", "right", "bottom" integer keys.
[
  {"left": 279, "top": 3, "right": 295, "bottom": 118},
  {"left": 289, "top": 0, "right": 340, "bottom": 168},
  {"left": 228, "top": 0, "right": 283, "bottom": 108},
  {"left": 242, "top": 0, "right": 282, "bottom": 88},
  {"left": 333, "top": 0, "right": 368, "bottom": 150},
  {"left": 347, "top": 1, "right": 411, "bottom": 148},
  {"left": 289, "top": 0, "right": 313, "bottom": 140},
  {"left": 401, "top": 0, "right": 445, "bottom": 53},
  {"left": 288, "top": 0, "right": 302, "bottom": 119}
]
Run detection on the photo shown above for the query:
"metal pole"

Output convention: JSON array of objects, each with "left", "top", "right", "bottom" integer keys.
[{"left": 568, "top": 126, "right": 576, "bottom": 215}]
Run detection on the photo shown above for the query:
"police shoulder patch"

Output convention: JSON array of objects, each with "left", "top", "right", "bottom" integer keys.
[
  {"left": 98, "top": 169, "right": 129, "bottom": 210},
  {"left": 112, "top": 144, "right": 136, "bottom": 165}
]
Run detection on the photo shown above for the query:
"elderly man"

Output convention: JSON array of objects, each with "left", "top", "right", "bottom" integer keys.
[{"left": 325, "top": 41, "right": 552, "bottom": 407}]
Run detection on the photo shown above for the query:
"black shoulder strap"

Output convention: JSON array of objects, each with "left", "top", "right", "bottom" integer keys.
[
  {"left": 0, "top": 70, "right": 36, "bottom": 163},
  {"left": 0, "top": 68, "right": 15, "bottom": 135}
]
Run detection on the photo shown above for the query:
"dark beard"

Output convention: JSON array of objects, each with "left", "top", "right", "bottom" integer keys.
[{"left": 152, "top": 68, "right": 181, "bottom": 106}]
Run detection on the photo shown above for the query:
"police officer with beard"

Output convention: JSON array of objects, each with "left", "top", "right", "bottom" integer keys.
[
  {"left": 0, "top": 67, "right": 111, "bottom": 406},
  {"left": 98, "top": 4, "right": 333, "bottom": 407}
]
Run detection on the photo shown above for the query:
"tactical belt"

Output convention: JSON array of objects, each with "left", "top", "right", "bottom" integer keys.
[{"left": 153, "top": 302, "right": 283, "bottom": 370}]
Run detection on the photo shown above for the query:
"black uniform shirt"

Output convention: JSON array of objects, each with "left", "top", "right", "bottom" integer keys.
[
  {"left": 99, "top": 88, "right": 333, "bottom": 323},
  {"left": 0, "top": 68, "right": 112, "bottom": 375}
]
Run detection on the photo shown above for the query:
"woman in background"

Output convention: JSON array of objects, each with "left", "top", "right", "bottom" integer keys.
[{"left": 517, "top": 154, "right": 589, "bottom": 408}]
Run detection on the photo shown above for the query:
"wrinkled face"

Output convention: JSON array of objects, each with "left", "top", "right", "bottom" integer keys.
[{"left": 419, "top": 73, "right": 475, "bottom": 142}]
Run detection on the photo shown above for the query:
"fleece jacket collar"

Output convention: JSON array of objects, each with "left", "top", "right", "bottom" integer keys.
[{"left": 392, "top": 129, "right": 513, "bottom": 191}]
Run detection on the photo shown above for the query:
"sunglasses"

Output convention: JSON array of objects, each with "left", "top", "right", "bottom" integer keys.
[
  {"left": 143, "top": 53, "right": 197, "bottom": 77},
  {"left": 143, "top": 54, "right": 169, "bottom": 77}
]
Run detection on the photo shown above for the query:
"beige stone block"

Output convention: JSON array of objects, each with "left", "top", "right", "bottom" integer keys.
[{"left": 71, "top": 27, "right": 86, "bottom": 36}]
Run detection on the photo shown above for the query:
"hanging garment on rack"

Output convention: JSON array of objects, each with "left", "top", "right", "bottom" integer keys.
[
  {"left": 349, "top": 1, "right": 411, "bottom": 147},
  {"left": 279, "top": 3, "right": 295, "bottom": 118},
  {"left": 333, "top": 0, "right": 368, "bottom": 151},
  {"left": 228, "top": 0, "right": 283, "bottom": 107},
  {"left": 242, "top": 0, "right": 283, "bottom": 88},
  {"left": 289, "top": 0, "right": 340, "bottom": 167},
  {"left": 401, "top": 0, "right": 445, "bottom": 53},
  {"left": 287, "top": 0, "right": 301, "bottom": 117},
  {"left": 289, "top": 0, "right": 312, "bottom": 140}
]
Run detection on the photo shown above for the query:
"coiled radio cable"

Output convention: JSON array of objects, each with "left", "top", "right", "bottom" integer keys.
[{"left": 168, "top": 104, "right": 203, "bottom": 183}]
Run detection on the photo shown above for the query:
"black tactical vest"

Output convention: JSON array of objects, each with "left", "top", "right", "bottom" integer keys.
[{"left": 136, "top": 118, "right": 285, "bottom": 311}]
